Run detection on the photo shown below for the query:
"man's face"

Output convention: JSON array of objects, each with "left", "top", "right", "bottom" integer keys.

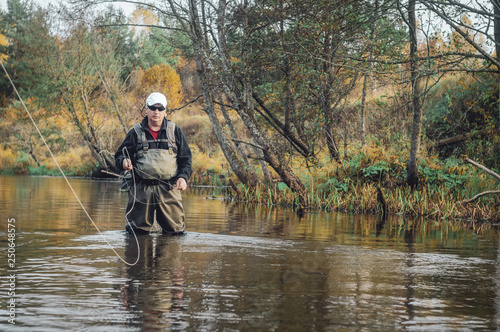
[{"left": 146, "top": 103, "right": 166, "bottom": 123}]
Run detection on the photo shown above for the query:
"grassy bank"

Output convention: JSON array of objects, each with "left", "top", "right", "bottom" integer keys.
[
  {"left": 0, "top": 146, "right": 95, "bottom": 176},
  {"left": 226, "top": 181, "right": 499, "bottom": 222},
  {"left": 193, "top": 139, "right": 500, "bottom": 223}
]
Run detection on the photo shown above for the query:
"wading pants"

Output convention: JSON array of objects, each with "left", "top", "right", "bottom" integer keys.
[{"left": 126, "top": 182, "right": 185, "bottom": 234}]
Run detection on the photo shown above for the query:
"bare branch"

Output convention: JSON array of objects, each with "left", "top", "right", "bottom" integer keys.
[
  {"left": 232, "top": 139, "right": 264, "bottom": 151},
  {"left": 424, "top": 0, "right": 498, "bottom": 18},
  {"left": 421, "top": 1, "right": 500, "bottom": 68},
  {"left": 96, "top": 23, "right": 185, "bottom": 32},
  {"left": 169, "top": 95, "right": 203, "bottom": 112},
  {"left": 461, "top": 190, "right": 500, "bottom": 204}
]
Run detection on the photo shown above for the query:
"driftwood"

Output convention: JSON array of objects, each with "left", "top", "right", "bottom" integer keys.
[{"left": 461, "top": 158, "right": 500, "bottom": 204}]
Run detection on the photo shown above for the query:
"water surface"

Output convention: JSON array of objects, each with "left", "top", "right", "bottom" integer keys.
[{"left": 0, "top": 176, "right": 499, "bottom": 331}]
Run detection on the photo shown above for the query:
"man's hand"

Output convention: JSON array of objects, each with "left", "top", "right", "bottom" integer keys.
[
  {"left": 123, "top": 158, "right": 132, "bottom": 171},
  {"left": 176, "top": 177, "right": 187, "bottom": 190}
]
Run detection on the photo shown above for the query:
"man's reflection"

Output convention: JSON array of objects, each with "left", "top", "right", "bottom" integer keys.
[
  {"left": 119, "top": 234, "right": 187, "bottom": 329},
  {"left": 403, "top": 220, "right": 417, "bottom": 322}
]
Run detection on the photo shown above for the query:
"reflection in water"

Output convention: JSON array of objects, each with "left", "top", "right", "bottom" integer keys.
[
  {"left": 120, "top": 235, "right": 187, "bottom": 330},
  {"left": 403, "top": 220, "right": 416, "bottom": 323},
  {"left": 375, "top": 214, "right": 386, "bottom": 237},
  {"left": 1, "top": 175, "right": 500, "bottom": 331}
]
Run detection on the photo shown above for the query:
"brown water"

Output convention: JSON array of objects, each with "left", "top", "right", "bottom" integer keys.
[{"left": 1, "top": 175, "right": 499, "bottom": 331}]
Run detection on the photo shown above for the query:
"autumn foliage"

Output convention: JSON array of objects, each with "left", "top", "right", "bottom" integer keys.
[{"left": 138, "top": 63, "right": 184, "bottom": 109}]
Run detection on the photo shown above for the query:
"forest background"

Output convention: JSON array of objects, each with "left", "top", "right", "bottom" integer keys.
[{"left": 0, "top": 0, "right": 499, "bottom": 222}]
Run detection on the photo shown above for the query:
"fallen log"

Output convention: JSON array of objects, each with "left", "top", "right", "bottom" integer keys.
[{"left": 430, "top": 129, "right": 489, "bottom": 150}]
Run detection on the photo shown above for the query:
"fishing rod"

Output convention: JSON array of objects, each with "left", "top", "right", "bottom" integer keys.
[{"left": 0, "top": 60, "right": 141, "bottom": 266}]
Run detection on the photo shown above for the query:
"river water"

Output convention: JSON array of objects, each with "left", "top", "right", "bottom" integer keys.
[{"left": 0, "top": 175, "right": 499, "bottom": 331}]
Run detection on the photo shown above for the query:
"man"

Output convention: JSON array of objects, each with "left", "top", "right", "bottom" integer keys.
[{"left": 115, "top": 92, "right": 193, "bottom": 235}]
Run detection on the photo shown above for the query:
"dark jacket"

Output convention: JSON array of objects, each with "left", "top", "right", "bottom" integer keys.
[{"left": 115, "top": 117, "right": 193, "bottom": 182}]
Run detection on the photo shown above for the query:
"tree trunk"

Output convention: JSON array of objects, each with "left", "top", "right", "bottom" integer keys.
[
  {"left": 406, "top": 0, "right": 423, "bottom": 189},
  {"left": 192, "top": 39, "right": 259, "bottom": 187},
  {"left": 223, "top": 79, "right": 309, "bottom": 206},
  {"left": 325, "top": 121, "right": 341, "bottom": 162},
  {"left": 254, "top": 145, "right": 273, "bottom": 184},
  {"left": 262, "top": 142, "right": 308, "bottom": 208},
  {"left": 247, "top": 104, "right": 309, "bottom": 206},
  {"left": 214, "top": 87, "right": 260, "bottom": 183},
  {"left": 319, "top": 32, "right": 342, "bottom": 163},
  {"left": 494, "top": 0, "right": 500, "bottom": 134},
  {"left": 213, "top": 0, "right": 308, "bottom": 201},
  {"left": 360, "top": 2, "right": 377, "bottom": 148},
  {"left": 430, "top": 129, "right": 489, "bottom": 150},
  {"left": 360, "top": 72, "right": 369, "bottom": 148},
  {"left": 166, "top": 0, "right": 260, "bottom": 187},
  {"left": 168, "top": 0, "right": 308, "bottom": 206}
]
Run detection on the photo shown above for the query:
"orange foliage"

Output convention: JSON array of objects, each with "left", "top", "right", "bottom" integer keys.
[{"left": 139, "top": 63, "right": 184, "bottom": 109}]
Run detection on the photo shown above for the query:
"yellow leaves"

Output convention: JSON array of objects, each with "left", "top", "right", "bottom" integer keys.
[
  {"left": 191, "top": 146, "right": 225, "bottom": 174},
  {"left": 139, "top": 63, "right": 184, "bottom": 109},
  {"left": 0, "top": 146, "right": 15, "bottom": 169},
  {"left": 425, "top": 155, "right": 443, "bottom": 171},
  {"left": 130, "top": 7, "right": 158, "bottom": 40},
  {"left": 41, "top": 146, "right": 93, "bottom": 176},
  {"left": 447, "top": 165, "right": 466, "bottom": 176},
  {"left": 0, "top": 32, "right": 9, "bottom": 62},
  {"left": 131, "top": 7, "right": 158, "bottom": 26},
  {"left": 0, "top": 33, "right": 8, "bottom": 46}
]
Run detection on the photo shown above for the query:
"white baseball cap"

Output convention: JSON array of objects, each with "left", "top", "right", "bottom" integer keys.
[{"left": 146, "top": 92, "right": 167, "bottom": 108}]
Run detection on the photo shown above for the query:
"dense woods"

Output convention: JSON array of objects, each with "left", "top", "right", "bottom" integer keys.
[{"left": 0, "top": 0, "right": 499, "bottom": 221}]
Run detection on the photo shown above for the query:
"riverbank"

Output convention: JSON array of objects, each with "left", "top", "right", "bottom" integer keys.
[{"left": 226, "top": 181, "right": 500, "bottom": 224}]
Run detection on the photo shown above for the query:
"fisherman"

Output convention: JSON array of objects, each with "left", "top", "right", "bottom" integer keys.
[{"left": 115, "top": 92, "right": 193, "bottom": 235}]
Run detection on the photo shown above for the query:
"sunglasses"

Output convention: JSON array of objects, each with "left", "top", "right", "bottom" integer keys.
[{"left": 148, "top": 105, "right": 166, "bottom": 111}]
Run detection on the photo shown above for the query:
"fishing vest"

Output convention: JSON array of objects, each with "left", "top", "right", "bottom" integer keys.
[{"left": 133, "top": 121, "right": 178, "bottom": 181}]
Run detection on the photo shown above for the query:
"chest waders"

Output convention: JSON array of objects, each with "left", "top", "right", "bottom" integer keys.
[
  {"left": 125, "top": 121, "right": 186, "bottom": 235},
  {"left": 133, "top": 121, "right": 178, "bottom": 181}
]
